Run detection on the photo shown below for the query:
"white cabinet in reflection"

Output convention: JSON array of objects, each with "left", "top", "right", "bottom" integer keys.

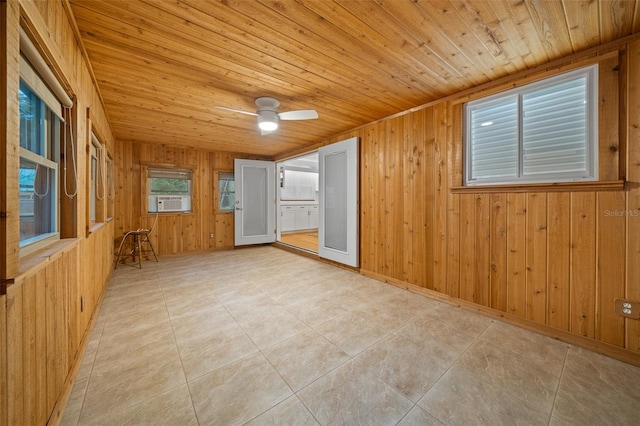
[
  {"left": 280, "top": 204, "right": 318, "bottom": 232},
  {"left": 281, "top": 206, "right": 296, "bottom": 232}
]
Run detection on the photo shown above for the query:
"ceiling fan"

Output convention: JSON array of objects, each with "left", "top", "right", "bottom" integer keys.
[{"left": 215, "top": 97, "right": 319, "bottom": 135}]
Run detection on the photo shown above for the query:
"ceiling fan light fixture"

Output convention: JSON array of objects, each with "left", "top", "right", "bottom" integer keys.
[{"left": 257, "top": 112, "right": 278, "bottom": 131}]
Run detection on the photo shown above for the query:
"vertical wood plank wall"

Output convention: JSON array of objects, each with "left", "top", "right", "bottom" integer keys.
[
  {"left": 334, "top": 46, "right": 639, "bottom": 360},
  {"left": 114, "top": 142, "right": 266, "bottom": 256},
  {"left": 2, "top": 1, "right": 116, "bottom": 425}
]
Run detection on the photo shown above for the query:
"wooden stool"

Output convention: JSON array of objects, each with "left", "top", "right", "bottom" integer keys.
[{"left": 114, "top": 214, "right": 159, "bottom": 269}]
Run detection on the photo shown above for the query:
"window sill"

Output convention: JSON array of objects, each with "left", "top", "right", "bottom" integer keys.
[
  {"left": 18, "top": 238, "right": 79, "bottom": 277},
  {"left": 450, "top": 180, "right": 625, "bottom": 194},
  {"left": 89, "top": 222, "right": 106, "bottom": 234},
  {"left": 143, "top": 212, "right": 193, "bottom": 217}
]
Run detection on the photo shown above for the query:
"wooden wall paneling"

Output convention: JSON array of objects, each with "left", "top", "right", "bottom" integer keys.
[
  {"left": 374, "top": 122, "right": 386, "bottom": 276},
  {"left": 46, "top": 258, "right": 69, "bottom": 415},
  {"left": 21, "top": 274, "right": 38, "bottom": 425},
  {"left": 458, "top": 193, "right": 476, "bottom": 303},
  {"left": 570, "top": 192, "right": 597, "bottom": 338},
  {"left": 29, "top": 270, "right": 47, "bottom": 425},
  {"left": 200, "top": 152, "right": 212, "bottom": 251},
  {"left": 7, "top": 281, "right": 24, "bottom": 425},
  {"left": 490, "top": 193, "right": 507, "bottom": 311},
  {"left": 506, "top": 193, "right": 527, "bottom": 318},
  {"left": 596, "top": 191, "right": 626, "bottom": 346},
  {"left": 402, "top": 112, "right": 418, "bottom": 285},
  {"left": 4, "top": 241, "right": 94, "bottom": 426},
  {"left": 547, "top": 192, "right": 571, "bottom": 331},
  {"left": 161, "top": 215, "right": 181, "bottom": 255},
  {"left": 445, "top": 194, "right": 460, "bottom": 299},
  {"left": 446, "top": 103, "right": 461, "bottom": 298},
  {"left": 598, "top": 55, "right": 620, "bottom": 181},
  {"left": 475, "top": 194, "right": 491, "bottom": 307},
  {"left": 433, "top": 103, "right": 448, "bottom": 293},
  {"left": 618, "top": 46, "right": 628, "bottom": 182},
  {"left": 403, "top": 109, "right": 428, "bottom": 288},
  {"left": 360, "top": 125, "right": 375, "bottom": 273},
  {"left": 66, "top": 248, "right": 80, "bottom": 361},
  {"left": 74, "top": 100, "right": 86, "bottom": 239},
  {"left": 525, "top": 193, "right": 548, "bottom": 323},
  {"left": 45, "top": 262, "right": 57, "bottom": 415},
  {"left": 423, "top": 108, "right": 435, "bottom": 290},
  {"left": 214, "top": 213, "right": 233, "bottom": 249},
  {"left": 376, "top": 121, "right": 389, "bottom": 276},
  {"left": 627, "top": 40, "right": 640, "bottom": 352},
  {"left": 210, "top": 167, "right": 219, "bottom": 250},
  {"left": 385, "top": 117, "right": 402, "bottom": 280},
  {"left": 379, "top": 120, "right": 393, "bottom": 277}
]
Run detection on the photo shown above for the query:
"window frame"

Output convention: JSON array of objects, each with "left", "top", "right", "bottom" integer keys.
[
  {"left": 18, "top": 73, "right": 61, "bottom": 255},
  {"left": 464, "top": 65, "right": 598, "bottom": 187},
  {"left": 106, "top": 154, "right": 114, "bottom": 220},
  {"left": 146, "top": 167, "right": 193, "bottom": 214},
  {"left": 217, "top": 171, "right": 235, "bottom": 213},
  {"left": 89, "top": 134, "right": 105, "bottom": 224}
]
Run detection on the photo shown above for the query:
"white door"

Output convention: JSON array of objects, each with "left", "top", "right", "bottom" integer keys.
[
  {"left": 234, "top": 159, "right": 276, "bottom": 246},
  {"left": 318, "top": 137, "right": 359, "bottom": 267}
]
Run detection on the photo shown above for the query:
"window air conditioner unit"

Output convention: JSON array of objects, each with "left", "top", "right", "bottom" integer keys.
[{"left": 157, "top": 196, "right": 186, "bottom": 212}]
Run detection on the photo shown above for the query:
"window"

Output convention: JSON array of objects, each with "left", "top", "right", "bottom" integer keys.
[
  {"left": 106, "top": 154, "right": 114, "bottom": 220},
  {"left": 19, "top": 77, "right": 60, "bottom": 251},
  {"left": 89, "top": 134, "right": 105, "bottom": 224},
  {"left": 464, "top": 65, "right": 598, "bottom": 186},
  {"left": 218, "top": 172, "right": 235, "bottom": 212},
  {"left": 147, "top": 168, "right": 192, "bottom": 213}
]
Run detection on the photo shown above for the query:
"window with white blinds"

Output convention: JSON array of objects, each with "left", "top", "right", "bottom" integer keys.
[{"left": 464, "top": 65, "right": 598, "bottom": 186}]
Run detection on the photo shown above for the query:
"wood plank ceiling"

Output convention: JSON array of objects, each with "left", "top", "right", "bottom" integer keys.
[{"left": 67, "top": 0, "right": 640, "bottom": 157}]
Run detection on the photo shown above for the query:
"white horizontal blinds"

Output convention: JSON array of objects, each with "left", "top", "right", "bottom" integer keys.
[
  {"left": 468, "top": 95, "right": 519, "bottom": 181},
  {"left": 148, "top": 168, "right": 192, "bottom": 180},
  {"left": 522, "top": 76, "right": 588, "bottom": 176},
  {"left": 148, "top": 168, "right": 192, "bottom": 201},
  {"left": 465, "top": 65, "right": 597, "bottom": 185}
]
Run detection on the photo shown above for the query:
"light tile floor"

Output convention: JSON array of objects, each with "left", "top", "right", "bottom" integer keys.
[{"left": 62, "top": 246, "right": 640, "bottom": 425}]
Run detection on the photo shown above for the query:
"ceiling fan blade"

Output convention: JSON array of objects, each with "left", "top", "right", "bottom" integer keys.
[
  {"left": 278, "top": 109, "right": 319, "bottom": 120},
  {"left": 214, "top": 105, "right": 258, "bottom": 116}
]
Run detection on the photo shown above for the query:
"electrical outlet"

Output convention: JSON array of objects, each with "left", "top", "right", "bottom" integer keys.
[
  {"left": 210, "top": 233, "right": 214, "bottom": 238},
  {"left": 615, "top": 298, "right": 640, "bottom": 319}
]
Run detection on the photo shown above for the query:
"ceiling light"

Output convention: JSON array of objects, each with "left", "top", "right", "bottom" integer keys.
[{"left": 258, "top": 112, "right": 278, "bottom": 131}]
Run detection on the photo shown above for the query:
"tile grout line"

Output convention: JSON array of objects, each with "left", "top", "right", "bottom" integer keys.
[
  {"left": 158, "top": 275, "right": 202, "bottom": 425},
  {"left": 415, "top": 318, "right": 496, "bottom": 425},
  {"left": 546, "top": 345, "right": 571, "bottom": 425}
]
